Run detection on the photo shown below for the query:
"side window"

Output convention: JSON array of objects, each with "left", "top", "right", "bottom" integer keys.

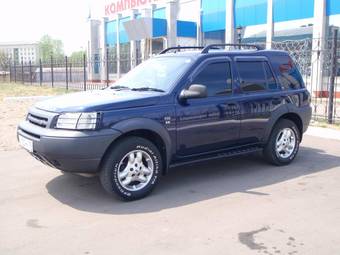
[
  {"left": 264, "top": 62, "right": 278, "bottom": 90},
  {"left": 236, "top": 61, "right": 267, "bottom": 92},
  {"left": 192, "top": 62, "right": 232, "bottom": 97},
  {"left": 276, "top": 55, "right": 304, "bottom": 90}
]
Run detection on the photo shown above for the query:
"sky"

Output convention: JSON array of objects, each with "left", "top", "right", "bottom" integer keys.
[{"left": 0, "top": 0, "right": 106, "bottom": 55}]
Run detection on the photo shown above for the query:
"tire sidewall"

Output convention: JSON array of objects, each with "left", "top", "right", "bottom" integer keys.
[{"left": 109, "top": 139, "right": 161, "bottom": 200}]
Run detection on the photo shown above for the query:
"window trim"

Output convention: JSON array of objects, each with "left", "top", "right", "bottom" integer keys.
[
  {"left": 263, "top": 61, "right": 279, "bottom": 91},
  {"left": 188, "top": 57, "right": 234, "bottom": 98}
]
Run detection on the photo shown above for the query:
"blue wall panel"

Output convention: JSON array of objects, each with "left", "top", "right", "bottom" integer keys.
[
  {"left": 274, "top": 0, "right": 314, "bottom": 22},
  {"left": 106, "top": 20, "right": 117, "bottom": 46},
  {"left": 119, "top": 16, "right": 130, "bottom": 44},
  {"left": 201, "top": 0, "right": 226, "bottom": 32},
  {"left": 235, "top": 0, "right": 267, "bottom": 26},
  {"left": 153, "top": 19, "right": 167, "bottom": 37},
  {"left": 152, "top": 7, "right": 167, "bottom": 37},
  {"left": 177, "top": 21, "right": 197, "bottom": 37},
  {"left": 327, "top": 0, "right": 340, "bottom": 15}
]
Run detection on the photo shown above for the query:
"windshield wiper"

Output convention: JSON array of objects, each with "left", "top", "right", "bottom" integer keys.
[
  {"left": 131, "top": 87, "right": 165, "bottom": 93},
  {"left": 109, "top": 85, "right": 130, "bottom": 90}
]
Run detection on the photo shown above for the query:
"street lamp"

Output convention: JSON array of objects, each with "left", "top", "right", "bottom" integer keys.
[{"left": 236, "top": 26, "right": 243, "bottom": 49}]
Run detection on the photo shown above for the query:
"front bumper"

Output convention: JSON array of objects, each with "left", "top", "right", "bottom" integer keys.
[{"left": 17, "top": 120, "right": 122, "bottom": 173}]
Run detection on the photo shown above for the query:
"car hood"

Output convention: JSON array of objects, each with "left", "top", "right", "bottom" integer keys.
[{"left": 35, "top": 89, "right": 162, "bottom": 113}]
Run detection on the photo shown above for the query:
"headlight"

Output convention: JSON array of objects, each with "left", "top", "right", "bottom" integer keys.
[{"left": 55, "top": 112, "right": 99, "bottom": 130}]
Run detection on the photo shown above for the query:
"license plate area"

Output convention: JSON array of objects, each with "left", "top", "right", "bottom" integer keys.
[{"left": 18, "top": 135, "right": 33, "bottom": 152}]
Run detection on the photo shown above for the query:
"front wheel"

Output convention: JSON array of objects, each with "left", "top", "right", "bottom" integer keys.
[
  {"left": 263, "top": 119, "right": 300, "bottom": 166},
  {"left": 100, "top": 136, "right": 162, "bottom": 201}
]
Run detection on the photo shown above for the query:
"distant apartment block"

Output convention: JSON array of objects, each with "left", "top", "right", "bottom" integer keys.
[{"left": 0, "top": 42, "right": 40, "bottom": 64}]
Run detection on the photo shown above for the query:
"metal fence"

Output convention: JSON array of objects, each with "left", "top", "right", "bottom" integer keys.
[
  {"left": 8, "top": 55, "right": 109, "bottom": 91},
  {"left": 1, "top": 35, "right": 339, "bottom": 124},
  {"left": 271, "top": 35, "right": 340, "bottom": 124}
]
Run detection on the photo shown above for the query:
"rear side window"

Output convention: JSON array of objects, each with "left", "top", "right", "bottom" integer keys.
[
  {"left": 192, "top": 62, "right": 232, "bottom": 97},
  {"left": 236, "top": 61, "right": 277, "bottom": 92},
  {"left": 275, "top": 55, "right": 304, "bottom": 90},
  {"left": 237, "top": 61, "right": 277, "bottom": 92}
]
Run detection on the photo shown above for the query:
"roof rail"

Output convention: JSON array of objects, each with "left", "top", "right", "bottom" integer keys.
[
  {"left": 160, "top": 46, "right": 204, "bottom": 54},
  {"left": 201, "top": 44, "right": 263, "bottom": 54}
]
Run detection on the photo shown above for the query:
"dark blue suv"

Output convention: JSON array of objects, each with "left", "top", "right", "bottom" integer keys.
[{"left": 17, "top": 44, "right": 312, "bottom": 200}]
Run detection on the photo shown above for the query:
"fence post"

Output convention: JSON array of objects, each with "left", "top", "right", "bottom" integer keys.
[
  {"left": 29, "top": 60, "right": 32, "bottom": 85},
  {"left": 83, "top": 54, "right": 87, "bottom": 91},
  {"left": 51, "top": 55, "right": 54, "bottom": 88},
  {"left": 14, "top": 62, "right": 17, "bottom": 83},
  {"left": 328, "top": 29, "right": 338, "bottom": 124},
  {"left": 21, "top": 61, "right": 24, "bottom": 84},
  {"left": 9, "top": 62, "right": 12, "bottom": 82},
  {"left": 39, "top": 59, "right": 43, "bottom": 86},
  {"left": 69, "top": 63, "right": 72, "bottom": 83},
  {"left": 65, "top": 56, "right": 69, "bottom": 90},
  {"left": 106, "top": 48, "right": 109, "bottom": 87}
]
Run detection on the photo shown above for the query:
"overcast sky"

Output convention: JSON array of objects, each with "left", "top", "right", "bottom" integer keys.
[{"left": 0, "top": 0, "right": 106, "bottom": 55}]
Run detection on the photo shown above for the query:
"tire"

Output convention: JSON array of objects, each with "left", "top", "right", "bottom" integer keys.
[
  {"left": 263, "top": 119, "right": 300, "bottom": 166},
  {"left": 100, "top": 136, "right": 162, "bottom": 201}
]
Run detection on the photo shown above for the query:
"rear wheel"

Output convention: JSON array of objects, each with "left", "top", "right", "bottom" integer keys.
[
  {"left": 100, "top": 136, "right": 162, "bottom": 201},
  {"left": 263, "top": 119, "right": 300, "bottom": 166}
]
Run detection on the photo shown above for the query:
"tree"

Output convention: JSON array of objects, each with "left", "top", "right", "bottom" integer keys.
[
  {"left": 38, "top": 35, "right": 64, "bottom": 63},
  {"left": 69, "top": 50, "right": 86, "bottom": 63},
  {"left": 0, "top": 51, "right": 11, "bottom": 71}
]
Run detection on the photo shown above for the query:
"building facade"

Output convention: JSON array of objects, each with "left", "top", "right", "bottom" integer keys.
[
  {"left": 88, "top": 0, "right": 340, "bottom": 83},
  {"left": 0, "top": 42, "right": 40, "bottom": 64}
]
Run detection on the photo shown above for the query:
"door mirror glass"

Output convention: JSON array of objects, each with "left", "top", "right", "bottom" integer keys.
[{"left": 179, "top": 84, "right": 208, "bottom": 100}]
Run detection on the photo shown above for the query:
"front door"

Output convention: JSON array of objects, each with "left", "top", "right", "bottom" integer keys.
[{"left": 176, "top": 59, "right": 241, "bottom": 157}]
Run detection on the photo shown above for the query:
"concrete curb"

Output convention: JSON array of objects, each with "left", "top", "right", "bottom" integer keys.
[{"left": 305, "top": 126, "right": 340, "bottom": 141}]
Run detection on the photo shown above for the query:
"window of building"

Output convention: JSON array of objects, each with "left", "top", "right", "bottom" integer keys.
[{"left": 192, "top": 61, "right": 232, "bottom": 97}]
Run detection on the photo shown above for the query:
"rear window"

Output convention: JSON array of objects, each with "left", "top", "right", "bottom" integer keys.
[{"left": 275, "top": 55, "right": 304, "bottom": 90}]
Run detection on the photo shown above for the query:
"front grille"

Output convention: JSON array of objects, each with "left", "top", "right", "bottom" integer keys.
[{"left": 27, "top": 113, "right": 48, "bottom": 128}]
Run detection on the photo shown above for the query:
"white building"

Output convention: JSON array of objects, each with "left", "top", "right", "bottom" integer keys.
[
  {"left": 0, "top": 42, "right": 40, "bottom": 64},
  {"left": 87, "top": 0, "right": 340, "bottom": 96}
]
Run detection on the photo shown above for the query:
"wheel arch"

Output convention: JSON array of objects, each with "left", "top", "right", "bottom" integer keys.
[
  {"left": 264, "top": 108, "right": 304, "bottom": 143},
  {"left": 100, "top": 118, "right": 172, "bottom": 175}
]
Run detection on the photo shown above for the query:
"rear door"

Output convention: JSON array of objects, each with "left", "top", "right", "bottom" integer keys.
[{"left": 235, "top": 57, "right": 283, "bottom": 144}]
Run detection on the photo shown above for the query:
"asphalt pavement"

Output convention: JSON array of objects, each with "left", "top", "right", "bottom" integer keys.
[{"left": 1, "top": 135, "right": 340, "bottom": 255}]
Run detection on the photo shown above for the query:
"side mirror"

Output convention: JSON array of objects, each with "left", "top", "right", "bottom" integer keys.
[{"left": 179, "top": 84, "right": 208, "bottom": 101}]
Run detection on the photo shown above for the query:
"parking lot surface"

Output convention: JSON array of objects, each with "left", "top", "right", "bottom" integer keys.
[{"left": 1, "top": 135, "right": 340, "bottom": 255}]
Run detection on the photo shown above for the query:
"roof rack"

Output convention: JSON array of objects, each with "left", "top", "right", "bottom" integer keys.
[
  {"left": 201, "top": 44, "right": 263, "bottom": 54},
  {"left": 159, "top": 46, "right": 204, "bottom": 54}
]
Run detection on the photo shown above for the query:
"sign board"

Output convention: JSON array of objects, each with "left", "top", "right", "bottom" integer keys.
[{"left": 105, "top": 0, "right": 162, "bottom": 17}]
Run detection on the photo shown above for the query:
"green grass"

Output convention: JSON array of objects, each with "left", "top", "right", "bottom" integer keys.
[{"left": 0, "top": 82, "right": 75, "bottom": 100}]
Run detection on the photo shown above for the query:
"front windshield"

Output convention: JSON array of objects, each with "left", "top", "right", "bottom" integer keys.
[{"left": 110, "top": 56, "right": 193, "bottom": 92}]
